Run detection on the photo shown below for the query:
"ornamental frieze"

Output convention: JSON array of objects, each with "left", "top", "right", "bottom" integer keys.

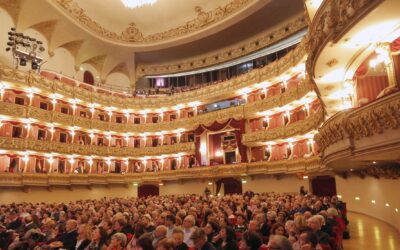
[
  {"left": 315, "top": 92, "right": 400, "bottom": 152},
  {"left": 242, "top": 109, "right": 324, "bottom": 146},
  {"left": 0, "top": 136, "right": 195, "bottom": 158}
]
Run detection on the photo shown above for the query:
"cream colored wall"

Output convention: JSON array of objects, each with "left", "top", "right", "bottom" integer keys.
[
  {"left": 159, "top": 175, "right": 309, "bottom": 196},
  {"left": 245, "top": 175, "right": 309, "bottom": 194},
  {"left": 336, "top": 176, "right": 400, "bottom": 232},
  {"left": 0, "top": 184, "right": 137, "bottom": 204}
]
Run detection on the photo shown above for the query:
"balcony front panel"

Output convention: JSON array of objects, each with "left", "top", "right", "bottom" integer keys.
[
  {"left": 0, "top": 137, "right": 195, "bottom": 157},
  {"left": 243, "top": 109, "right": 324, "bottom": 146}
]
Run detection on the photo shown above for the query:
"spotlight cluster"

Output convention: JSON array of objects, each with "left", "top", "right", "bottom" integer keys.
[{"left": 5, "top": 27, "right": 45, "bottom": 70}]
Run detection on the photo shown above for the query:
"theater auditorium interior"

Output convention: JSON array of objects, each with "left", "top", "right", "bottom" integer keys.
[{"left": 0, "top": 0, "right": 399, "bottom": 249}]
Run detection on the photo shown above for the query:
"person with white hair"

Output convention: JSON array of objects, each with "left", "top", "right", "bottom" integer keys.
[
  {"left": 267, "top": 235, "right": 293, "bottom": 250},
  {"left": 307, "top": 216, "right": 330, "bottom": 246},
  {"left": 183, "top": 215, "right": 196, "bottom": 247}
]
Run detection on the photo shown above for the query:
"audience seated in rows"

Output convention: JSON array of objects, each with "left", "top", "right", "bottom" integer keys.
[{"left": 0, "top": 192, "right": 347, "bottom": 250}]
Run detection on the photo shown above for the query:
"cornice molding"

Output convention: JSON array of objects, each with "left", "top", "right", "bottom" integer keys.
[
  {"left": 0, "top": 137, "right": 195, "bottom": 158},
  {"left": 0, "top": 40, "right": 307, "bottom": 110},
  {"left": 0, "top": 156, "right": 324, "bottom": 187},
  {"left": 137, "top": 16, "right": 307, "bottom": 77},
  {"left": 54, "top": 0, "right": 255, "bottom": 45}
]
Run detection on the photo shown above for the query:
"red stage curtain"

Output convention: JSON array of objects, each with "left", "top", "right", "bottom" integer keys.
[
  {"left": 356, "top": 75, "right": 388, "bottom": 104},
  {"left": 391, "top": 37, "right": 400, "bottom": 52},
  {"left": 195, "top": 136, "right": 201, "bottom": 166},
  {"left": 311, "top": 176, "right": 337, "bottom": 197},
  {"left": 138, "top": 184, "right": 159, "bottom": 198}
]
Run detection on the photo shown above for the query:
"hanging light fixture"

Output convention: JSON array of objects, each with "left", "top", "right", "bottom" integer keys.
[{"left": 121, "top": 0, "right": 157, "bottom": 9}]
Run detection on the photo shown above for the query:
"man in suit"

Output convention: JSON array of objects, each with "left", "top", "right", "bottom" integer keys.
[
  {"left": 190, "top": 227, "right": 216, "bottom": 250},
  {"left": 61, "top": 219, "right": 78, "bottom": 250}
]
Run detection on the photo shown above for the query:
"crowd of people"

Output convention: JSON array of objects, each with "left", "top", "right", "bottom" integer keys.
[{"left": 0, "top": 191, "right": 347, "bottom": 250}]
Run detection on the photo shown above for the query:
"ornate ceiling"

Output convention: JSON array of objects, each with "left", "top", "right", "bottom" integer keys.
[
  {"left": 0, "top": 0, "right": 305, "bottom": 83},
  {"left": 52, "top": 0, "right": 258, "bottom": 45}
]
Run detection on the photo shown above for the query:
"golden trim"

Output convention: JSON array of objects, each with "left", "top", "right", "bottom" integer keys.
[
  {"left": 0, "top": 81, "right": 314, "bottom": 133},
  {"left": 0, "top": 137, "right": 195, "bottom": 158},
  {"left": 315, "top": 91, "right": 400, "bottom": 152},
  {"left": 242, "top": 109, "right": 324, "bottom": 146}
]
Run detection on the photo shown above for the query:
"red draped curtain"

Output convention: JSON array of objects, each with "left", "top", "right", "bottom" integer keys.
[
  {"left": 268, "top": 113, "right": 283, "bottom": 129},
  {"left": 293, "top": 140, "right": 308, "bottom": 158},
  {"left": 195, "top": 119, "right": 248, "bottom": 163},
  {"left": 355, "top": 75, "right": 388, "bottom": 104},
  {"left": 271, "top": 144, "right": 286, "bottom": 161},
  {"left": 138, "top": 184, "right": 159, "bottom": 198},
  {"left": 391, "top": 37, "right": 400, "bottom": 85},
  {"left": 268, "top": 85, "right": 281, "bottom": 97},
  {"left": 311, "top": 176, "right": 337, "bottom": 197},
  {"left": 195, "top": 136, "right": 201, "bottom": 166}
]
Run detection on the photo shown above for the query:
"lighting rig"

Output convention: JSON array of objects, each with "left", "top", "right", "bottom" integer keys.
[{"left": 5, "top": 27, "right": 45, "bottom": 71}]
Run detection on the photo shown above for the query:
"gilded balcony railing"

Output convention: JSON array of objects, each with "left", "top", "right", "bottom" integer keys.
[
  {"left": 0, "top": 156, "right": 323, "bottom": 187},
  {"left": 0, "top": 137, "right": 195, "bottom": 157},
  {"left": 242, "top": 109, "right": 324, "bottom": 146}
]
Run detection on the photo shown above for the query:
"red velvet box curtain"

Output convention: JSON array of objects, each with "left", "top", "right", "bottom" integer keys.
[{"left": 194, "top": 119, "right": 248, "bottom": 163}]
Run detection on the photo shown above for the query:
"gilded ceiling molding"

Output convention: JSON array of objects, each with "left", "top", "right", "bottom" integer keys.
[
  {"left": 0, "top": 137, "right": 195, "bottom": 158},
  {"left": 137, "top": 16, "right": 307, "bottom": 77},
  {"left": 315, "top": 91, "right": 400, "bottom": 152},
  {"left": 305, "top": 0, "right": 383, "bottom": 78},
  {"left": 55, "top": 0, "right": 254, "bottom": 44},
  {"left": 0, "top": 41, "right": 307, "bottom": 109},
  {"left": 0, "top": 81, "right": 314, "bottom": 134},
  {"left": 0, "top": 156, "right": 324, "bottom": 187},
  {"left": 0, "top": 0, "right": 23, "bottom": 26}
]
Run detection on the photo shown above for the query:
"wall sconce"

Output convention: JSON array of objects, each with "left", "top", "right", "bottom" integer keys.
[{"left": 215, "top": 150, "right": 223, "bottom": 157}]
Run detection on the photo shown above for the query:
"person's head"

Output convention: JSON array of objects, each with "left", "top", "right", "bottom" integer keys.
[
  {"left": 307, "top": 216, "right": 321, "bottom": 232},
  {"left": 65, "top": 219, "right": 77, "bottom": 232},
  {"left": 284, "top": 220, "right": 296, "bottom": 234},
  {"left": 110, "top": 233, "right": 127, "bottom": 249},
  {"left": 303, "top": 211, "right": 312, "bottom": 220},
  {"left": 219, "top": 226, "right": 236, "bottom": 242},
  {"left": 240, "top": 231, "right": 262, "bottom": 250},
  {"left": 190, "top": 227, "right": 207, "bottom": 249},
  {"left": 299, "top": 231, "right": 318, "bottom": 249},
  {"left": 102, "top": 220, "right": 112, "bottom": 231},
  {"left": 248, "top": 220, "right": 259, "bottom": 232},
  {"left": 236, "top": 214, "right": 246, "bottom": 225},
  {"left": 77, "top": 224, "right": 91, "bottom": 240},
  {"left": 91, "top": 226, "right": 107, "bottom": 244},
  {"left": 137, "top": 235, "right": 154, "bottom": 250},
  {"left": 326, "top": 208, "right": 339, "bottom": 218},
  {"left": 205, "top": 221, "right": 219, "bottom": 235},
  {"left": 271, "top": 223, "right": 286, "bottom": 236},
  {"left": 172, "top": 228, "right": 184, "bottom": 245},
  {"left": 154, "top": 225, "right": 167, "bottom": 238},
  {"left": 114, "top": 218, "right": 126, "bottom": 232},
  {"left": 165, "top": 214, "right": 176, "bottom": 227},
  {"left": 183, "top": 215, "right": 195, "bottom": 229},
  {"left": 156, "top": 238, "right": 175, "bottom": 250},
  {"left": 267, "top": 235, "right": 293, "bottom": 250}
]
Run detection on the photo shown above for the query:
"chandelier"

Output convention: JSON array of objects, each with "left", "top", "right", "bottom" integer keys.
[{"left": 121, "top": 0, "right": 157, "bottom": 9}]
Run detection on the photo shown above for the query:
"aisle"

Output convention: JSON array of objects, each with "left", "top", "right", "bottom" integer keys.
[{"left": 343, "top": 212, "right": 400, "bottom": 250}]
